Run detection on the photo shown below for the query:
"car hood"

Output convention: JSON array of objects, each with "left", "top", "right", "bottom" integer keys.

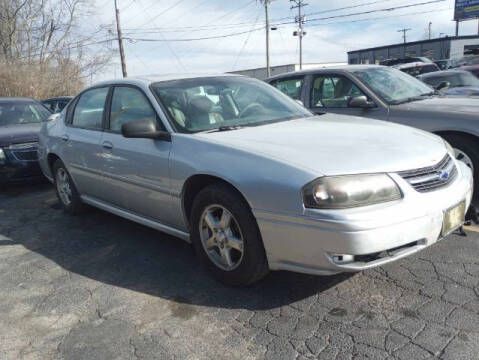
[
  {"left": 197, "top": 115, "right": 447, "bottom": 176},
  {"left": 442, "top": 86, "right": 479, "bottom": 96},
  {"left": 0, "top": 123, "right": 41, "bottom": 147},
  {"left": 392, "top": 96, "right": 479, "bottom": 115}
]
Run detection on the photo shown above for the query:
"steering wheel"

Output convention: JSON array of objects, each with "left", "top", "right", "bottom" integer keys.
[{"left": 239, "top": 103, "right": 265, "bottom": 118}]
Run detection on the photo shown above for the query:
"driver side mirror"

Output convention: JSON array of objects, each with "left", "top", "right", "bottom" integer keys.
[
  {"left": 435, "top": 81, "right": 450, "bottom": 91},
  {"left": 121, "top": 118, "right": 171, "bottom": 141},
  {"left": 348, "top": 95, "right": 376, "bottom": 109}
]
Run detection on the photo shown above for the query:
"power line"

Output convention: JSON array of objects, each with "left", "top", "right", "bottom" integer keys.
[{"left": 125, "top": 27, "right": 264, "bottom": 42}]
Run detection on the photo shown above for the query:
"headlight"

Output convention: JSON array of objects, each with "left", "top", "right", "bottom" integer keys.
[
  {"left": 444, "top": 140, "right": 455, "bottom": 157},
  {"left": 0, "top": 148, "right": 5, "bottom": 165},
  {"left": 302, "top": 174, "right": 402, "bottom": 209}
]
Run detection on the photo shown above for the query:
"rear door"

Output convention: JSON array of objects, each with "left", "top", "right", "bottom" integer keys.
[
  {"left": 268, "top": 76, "right": 306, "bottom": 104},
  {"left": 62, "top": 87, "right": 110, "bottom": 199},
  {"left": 100, "top": 85, "right": 174, "bottom": 225}
]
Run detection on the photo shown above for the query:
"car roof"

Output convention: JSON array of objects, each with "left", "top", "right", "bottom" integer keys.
[
  {"left": 418, "top": 70, "right": 469, "bottom": 79},
  {"left": 0, "top": 97, "right": 38, "bottom": 103},
  {"left": 91, "top": 73, "right": 243, "bottom": 88},
  {"left": 42, "top": 96, "right": 73, "bottom": 101},
  {"left": 265, "top": 64, "right": 384, "bottom": 81},
  {"left": 394, "top": 62, "right": 434, "bottom": 69}
]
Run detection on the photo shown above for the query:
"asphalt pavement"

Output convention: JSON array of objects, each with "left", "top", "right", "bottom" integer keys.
[{"left": 1, "top": 183, "right": 479, "bottom": 360}]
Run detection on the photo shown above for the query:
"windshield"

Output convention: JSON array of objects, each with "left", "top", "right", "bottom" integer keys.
[
  {"left": 152, "top": 76, "right": 312, "bottom": 133},
  {"left": 0, "top": 101, "right": 51, "bottom": 126},
  {"left": 353, "top": 67, "right": 434, "bottom": 105}
]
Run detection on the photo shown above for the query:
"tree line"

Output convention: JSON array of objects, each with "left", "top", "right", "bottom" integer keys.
[{"left": 0, "top": 0, "right": 112, "bottom": 99}]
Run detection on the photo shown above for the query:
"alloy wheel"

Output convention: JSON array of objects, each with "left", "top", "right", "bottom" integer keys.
[
  {"left": 56, "top": 168, "right": 72, "bottom": 206},
  {"left": 199, "top": 204, "right": 244, "bottom": 271},
  {"left": 454, "top": 148, "right": 474, "bottom": 173}
]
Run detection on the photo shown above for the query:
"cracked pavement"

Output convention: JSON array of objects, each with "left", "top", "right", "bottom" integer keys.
[{"left": 1, "top": 184, "right": 479, "bottom": 360}]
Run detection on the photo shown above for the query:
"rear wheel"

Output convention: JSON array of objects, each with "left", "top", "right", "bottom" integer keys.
[
  {"left": 190, "top": 184, "right": 269, "bottom": 286},
  {"left": 53, "top": 159, "right": 84, "bottom": 214}
]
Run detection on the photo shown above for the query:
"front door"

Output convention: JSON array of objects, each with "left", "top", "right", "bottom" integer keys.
[
  {"left": 309, "top": 74, "right": 388, "bottom": 120},
  {"left": 100, "top": 85, "right": 174, "bottom": 225}
]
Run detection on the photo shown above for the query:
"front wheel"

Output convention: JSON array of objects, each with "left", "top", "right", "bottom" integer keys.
[
  {"left": 443, "top": 134, "right": 479, "bottom": 198},
  {"left": 190, "top": 184, "right": 269, "bottom": 286}
]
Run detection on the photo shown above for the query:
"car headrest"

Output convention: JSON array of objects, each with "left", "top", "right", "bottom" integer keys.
[{"left": 188, "top": 96, "right": 214, "bottom": 113}]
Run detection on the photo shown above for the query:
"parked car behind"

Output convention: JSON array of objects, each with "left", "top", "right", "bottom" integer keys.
[
  {"left": 460, "top": 64, "right": 479, "bottom": 79},
  {"left": 434, "top": 59, "right": 461, "bottom": 70},
  {"left": 266, "top": 65, "right": 479, "bottom": 195},
  {"left": 38, "top": 75, "right": 472, "bottom": 285},
  {"left": 0, "top": 97, "right": 52, "bottom": 184},
  {"left": 42, "top": 96, "right": 73, "bottom": 113},
  {"left": 380, "top": 57, "right": 432, "bottom": 67},
  {"left": 417, "top": 70, "right": 479, "bottom": 96},
  {"left": 394, "top": 62, "right": 440, "bottom": 77}
]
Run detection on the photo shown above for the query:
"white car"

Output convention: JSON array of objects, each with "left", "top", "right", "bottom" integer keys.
[{"left": 38, "top": 75, "right": 473, "bottom": 285}]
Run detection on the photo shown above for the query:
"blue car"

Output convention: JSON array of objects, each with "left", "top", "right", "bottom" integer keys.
[
  {"left": 418, "top": 70, "right": 479, "bottom": 97},
  {"left": 0, "top": 97, "right": 52, "bottom": 184}
]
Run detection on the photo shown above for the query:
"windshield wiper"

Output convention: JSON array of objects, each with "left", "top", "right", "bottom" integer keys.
[
  {"left": 392, "top": 92, "right": 435, "bottom": 104},
  {"left": 199, "top": 125, "right": 244, "bottom": 133}
]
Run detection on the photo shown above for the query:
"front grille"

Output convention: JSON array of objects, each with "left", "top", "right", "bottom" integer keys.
[
  {"left": 398, "top": 155, "right": 457, "bottom": 193},
  {"left": 10, "top": 143, "right": 38, "bottom": 162}
]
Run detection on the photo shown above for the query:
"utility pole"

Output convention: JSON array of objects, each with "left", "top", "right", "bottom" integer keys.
[
  {"left": 114, "top": 0, "right": 127, "bottom": 78},
  {"left": 428, "top": 22, "right": 432, "bottom": 39},
  {"left": 455, "top": 20, "right": 459, "bottom": 37},
  {"left": 264, "top": 0, "right": 271, "bottom": 78},
  {"left": 397, "top": 28, "right": 411, "bottom": 43},
  {"left": 291, "top": 0, "right": 307, "bottom": 70}
]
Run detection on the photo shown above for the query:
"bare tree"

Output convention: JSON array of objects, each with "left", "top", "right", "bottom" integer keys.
[{"left": 0, "top": 0, "right": 113, "bottom": 98}]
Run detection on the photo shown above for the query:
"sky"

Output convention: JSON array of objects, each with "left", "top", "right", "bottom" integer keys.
[{"left": 87, "top": 0, "right": 479, "bottom": 81}]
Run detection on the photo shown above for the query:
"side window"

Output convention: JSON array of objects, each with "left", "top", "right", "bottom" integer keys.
[
  {"left": 110, "top": 87, "right": 157, "bottom": 132},
  {"left": 43, "top": 101, "right": 54, "bottom": 111},
  {"left": 311, "top": 75, "right": 365, "bottom": 108},
  {"left": 72, "top": 87, "right": 109, "bottom": 129},
  {"left": 271, "top": 77, "right": 304, "bottom": 101}
]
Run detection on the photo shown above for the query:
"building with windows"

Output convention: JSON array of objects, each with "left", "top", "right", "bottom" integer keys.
[{"left": 348, "top": 35, "right": 479, "bottom": 64}]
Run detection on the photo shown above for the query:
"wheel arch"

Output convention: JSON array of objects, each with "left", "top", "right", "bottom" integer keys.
[
  {"left": 47, "top": 153, "right": 62, "bottom": 176},
  {"left": 181, "top": 174, "right": 251, "bottom": 227},
  {"left": 434, "top": 130, "right": 479, "bottom": 143}
]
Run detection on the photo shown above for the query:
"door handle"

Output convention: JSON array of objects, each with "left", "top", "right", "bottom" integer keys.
[
  {"left": 61, "top": 134, "right": 69, "bottom": 142},
  {"left": 102, "top": 141, "right": 113, "bottom": 150}
]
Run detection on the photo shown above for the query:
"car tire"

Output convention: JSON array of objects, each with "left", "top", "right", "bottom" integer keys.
[
  {"left": 443, "top": 134, "right": 479, "bottom": 196},
  {"left": 190, "top": 184, "right": 269, "bottom": 286},
  {"left": 53, "top": 159, "right": 84, "bottom": 214}
]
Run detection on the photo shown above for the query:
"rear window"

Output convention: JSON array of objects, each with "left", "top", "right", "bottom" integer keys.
[{"left": 0, "top": 101, "right": 51, "bottom": 126}]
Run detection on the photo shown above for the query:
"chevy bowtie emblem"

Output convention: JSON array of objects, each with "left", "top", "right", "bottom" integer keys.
[{"left": 438, "top": 170, "right": 450, "bottom": 180}]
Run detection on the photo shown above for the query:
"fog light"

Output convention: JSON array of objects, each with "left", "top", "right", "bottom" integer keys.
[{"left": 331, "top": 254, "right": 355, "bottom": 264}]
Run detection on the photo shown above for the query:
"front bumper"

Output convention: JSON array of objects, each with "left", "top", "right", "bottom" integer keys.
[
  {"left": 254, "top": 161, "right": 473, "bottom": 276},
  {"left": 0, "top": 148, "right": 43, "bottom": 184}
]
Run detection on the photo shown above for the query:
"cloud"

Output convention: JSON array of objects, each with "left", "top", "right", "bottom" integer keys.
[{"left": 86, "top": 0, "right": 479, "bottom": 82}]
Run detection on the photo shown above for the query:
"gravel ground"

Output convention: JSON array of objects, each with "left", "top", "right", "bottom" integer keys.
[{"left": 1, "top": 183, "right": 479, "bottom": 360}]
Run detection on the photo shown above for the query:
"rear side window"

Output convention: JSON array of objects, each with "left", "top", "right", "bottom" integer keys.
[
  {"left": 109, "top": 87, "right": 157, "bottom": 132},
  {"left": 271, "top": 77, "right": 304, "bottom": 101},
  {"left": 72, "top": 87, "right": 109, "bottom": 129}
]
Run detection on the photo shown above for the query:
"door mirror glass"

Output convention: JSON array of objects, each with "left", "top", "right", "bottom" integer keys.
[
  {"left": 348, "top": 95, "right": 376, "bottom": 109},
  {"left": 436, "top": 81, "right": 450, "bottom": 91},
  {"left": 121, "top": 118, "right": 171, "bottom": 141}
]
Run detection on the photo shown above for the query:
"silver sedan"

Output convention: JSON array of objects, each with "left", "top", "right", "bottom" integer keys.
[{"left": 38, "top": 75, "right": 473, "bottom": 285}]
